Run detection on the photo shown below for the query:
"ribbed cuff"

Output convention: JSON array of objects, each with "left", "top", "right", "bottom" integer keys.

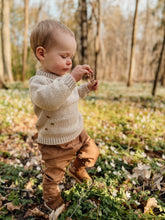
[
  {"left": 63, "top": 74, "right": 76, "bottom": 90},
  {"left": 84, "top": 82, "right": 91, "bottom": 93}
]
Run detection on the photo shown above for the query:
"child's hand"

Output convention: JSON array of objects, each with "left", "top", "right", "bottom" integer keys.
[
  {"left": 87, "top": 80, "right": 98, "bottom": 91},
  {"left": 71, "top": 64, "right": 93, "bottom": 82}
]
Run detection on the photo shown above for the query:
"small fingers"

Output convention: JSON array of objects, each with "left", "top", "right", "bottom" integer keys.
[
  {"left": 92, "top": 81, "right": 98, "bottom": 87},
  {"left": 92, "top": 81, "right": 98, "bottom": 89},
  {"left": 82, "top": 64, "right": 90, "bottom": 69},
  {"left": 82, "top": 64, "right": 93, "bottom": 73},
  {"left": 83, "top": 69, "right": 93, "bottom": 76},
  {"left": 80, "top": 69, "right": 90, "bottom": 77}
]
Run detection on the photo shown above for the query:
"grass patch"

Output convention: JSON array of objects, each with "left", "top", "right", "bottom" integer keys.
[{"left": 0, "top": 82, "right": 165, "bottom": 219}]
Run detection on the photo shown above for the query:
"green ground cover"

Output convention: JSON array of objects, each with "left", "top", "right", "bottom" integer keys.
[{"left": 0, "top": 82, "right": 165, "bottom": 219}]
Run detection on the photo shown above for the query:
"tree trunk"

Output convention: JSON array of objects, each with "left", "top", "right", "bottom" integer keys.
[
  {"left": 140, "top": 0, "right": 149, "bottom": 82},
  {"left": 0, "top": 36, "right": 4, "bottom": 82},
  {"left": 160, "top": 1, "right": 165, "bottom": 86},
  {"left": 79, "top": 0, "right": 88, "bottom": 64},
  {"left": 152, "top": 27, "right": 165, "bottom": 96},
  {"left": 0, "top": 79, "right": 8, "bottom": 89},
  {"left": 93, "top": 0, "right": 101, "bottom": 80},
  {"left": 0, "top": 0, "right": 7, "bottom": 89},
  {"left": 160, "top": 70, "right": 165, "bottom": 86},
  {"left": 22, "top": 0, "right": 29, "bottom": 81},
  {"left": 99, "top": 33, "right": 106, "bottom": 80},
  {"left": 0, "top": 0, "right": 4, "bottom": 82},
  {"left": 160, "top": 48, "right": 165, "bottom": 86},
  {"left": 127, "top": 0, "right": 139, "bottom": 87},
  {"left": 1, "top": 0, "right": 13, "bottom": 82}
]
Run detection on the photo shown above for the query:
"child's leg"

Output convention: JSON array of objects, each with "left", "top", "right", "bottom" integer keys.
[
  {"left": 38, "top": 143, "right": 75, "bottom": 210},
  {"left": 69, "top": 130, "right": 100, "bottom": 183}
]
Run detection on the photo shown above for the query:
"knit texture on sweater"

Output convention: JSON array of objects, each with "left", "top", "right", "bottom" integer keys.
[{"left": 29, "top": 69, "right": 90, "bottom": 145}]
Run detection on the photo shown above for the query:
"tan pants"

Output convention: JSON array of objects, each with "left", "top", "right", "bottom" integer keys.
[{"left": 38, "top": 129, "right": 100, "bottom": 210}]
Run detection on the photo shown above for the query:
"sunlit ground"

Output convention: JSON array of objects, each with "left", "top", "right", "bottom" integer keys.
[{"left": 0, "top": 82, "right": 165, "bottom": 219}]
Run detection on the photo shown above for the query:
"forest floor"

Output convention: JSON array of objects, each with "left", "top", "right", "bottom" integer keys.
[{"left": 0, "top": 81, "right": 165, "bottom": 220}]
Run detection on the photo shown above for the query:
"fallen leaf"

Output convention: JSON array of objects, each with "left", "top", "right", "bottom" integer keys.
[
  {"left": 24, "top": 207, "right": 48, "bottom": 218},
  {"left": 144, "top": 197, "right": 157, "bottom": 214},
  {"left": 25, "top": 180, "right": 34, "bottom": 191},
  {"left": 132, "top": 163, "right": 151, "bottom": 179},
  {"left": 152, "top": 173, "right": 163, "bottom": 191},
  {"left": 86, "top": 199, "right": 97, "bottom": 207},
  {"left": 94, "top": 181, "right": 106, "bottom": 189},
  {"left": 6, "top": 202, "right": 21, "bottom": 212},
  {"left": 31, "top": 207, "right": 46, "bottom": 217},
  {"left": 0, "top": 195, "right": 6, "bottom": 202},
  {"left": 123, "top": 155, "right": 134, "bottom": 164}
]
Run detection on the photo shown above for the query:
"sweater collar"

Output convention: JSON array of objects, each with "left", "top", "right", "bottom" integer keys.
[{"left": 36, "top": 69, "right": 60, "bottom": 79}]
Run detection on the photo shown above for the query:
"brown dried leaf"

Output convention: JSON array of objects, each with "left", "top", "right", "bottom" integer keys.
[
  {"left": 31, "top": 207, "right": 46, "bottom": 217},
  {"left": 6, "top": 202, "right": 21, "bottom": 212},
  {"left": 144, "top": 197, "right": 157, "bottom": 214},
  {"left": 152, "top": 173, "right": 163, "bottom": 191},
  {"left": 94, "top": 181, "right": 106, "bottom": 189},
  {"left": 123, "top": 156, "right": 134, "bottom": 164},
  {"left": 24, "top": 207, "right": 47, "bottom": 218},
  {"left": 132, "top": 163, "right": 151, "bottom": 179},
  {"left": 25, "top": 180, "right": 34, "bottom": 191},
  {"left": 0, "top": 194, "right": 6, "bottom": 201}
]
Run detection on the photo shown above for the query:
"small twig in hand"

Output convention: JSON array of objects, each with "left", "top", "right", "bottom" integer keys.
[
  {"left": 90, "top": 73, "right": 95, "bottom": 83},
  {"left": 88, "top": 72, "right": 95, "bottom": 84}
]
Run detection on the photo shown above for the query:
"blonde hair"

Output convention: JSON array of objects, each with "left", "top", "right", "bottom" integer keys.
[{"left": 30, "top": 19, "right": 74, "bottom": 59}]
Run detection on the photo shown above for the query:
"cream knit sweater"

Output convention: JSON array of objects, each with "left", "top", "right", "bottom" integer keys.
[{"left": 29, "top": 69, "right": 90, "bottom": 145}]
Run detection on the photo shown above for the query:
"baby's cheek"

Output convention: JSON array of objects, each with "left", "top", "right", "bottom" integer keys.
[{"left": 54, "top": 61, "right": 61, "bottom": 68}]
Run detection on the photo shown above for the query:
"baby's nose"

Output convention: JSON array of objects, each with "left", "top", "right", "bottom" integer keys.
[{"left": 66, "top": 58, "right": 72, "bottom": 65}]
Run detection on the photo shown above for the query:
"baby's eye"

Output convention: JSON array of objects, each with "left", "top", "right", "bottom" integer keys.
[{"left": 61, "top": 55, "right": 67, "bottom": 59}]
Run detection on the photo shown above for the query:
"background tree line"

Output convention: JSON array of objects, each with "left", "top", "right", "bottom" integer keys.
[{"left": 0, "top": 0, "right": 164, "bottom": 95}]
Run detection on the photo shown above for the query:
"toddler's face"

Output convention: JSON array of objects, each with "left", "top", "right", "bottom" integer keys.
[{"left": 41, "top": 32, "right": 77, "bottom": 75}]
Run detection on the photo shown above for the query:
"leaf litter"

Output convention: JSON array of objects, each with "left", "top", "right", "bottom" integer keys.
[{"left": 0, "top": 84, "right": 165, "bottom": 219}]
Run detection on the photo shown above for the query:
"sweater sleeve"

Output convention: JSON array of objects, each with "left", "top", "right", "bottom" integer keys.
[
  {"left": 77, "top": 83, "right": 90, "bottom": 99},
  {"left": 29, "top": 73, "right": 76, "bottom": 111}
]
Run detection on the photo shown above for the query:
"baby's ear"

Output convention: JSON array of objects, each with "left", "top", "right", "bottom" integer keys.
[{"left": 36, "top": 46, "right": 46, "bottom": 61}]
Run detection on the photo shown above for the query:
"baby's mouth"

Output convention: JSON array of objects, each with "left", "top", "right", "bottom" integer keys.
[{"left": 63, "top": 68, "right": 70, "bottom": 71}]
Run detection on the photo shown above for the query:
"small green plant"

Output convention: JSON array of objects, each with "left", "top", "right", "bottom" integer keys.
[{"left": 0, "top": 82, "right": 165, "bottom": 219}]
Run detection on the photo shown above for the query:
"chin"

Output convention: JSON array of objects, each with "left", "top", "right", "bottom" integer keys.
[{"left": 53, "top": 72, "right": 65, "bottom": 76}]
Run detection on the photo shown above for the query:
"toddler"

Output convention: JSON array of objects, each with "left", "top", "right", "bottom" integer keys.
[{"left": 29, "top": 19, "right": 100, "bottom": 219}]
